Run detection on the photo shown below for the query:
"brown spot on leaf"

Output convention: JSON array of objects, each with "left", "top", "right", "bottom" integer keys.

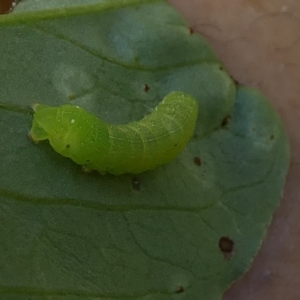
[
  {"left": 66, "top": 144, "right": 71, "bottom": 149},
  {"left": 194, "top": 157, "right": 201, "bottom": 166},
  {"left": 175, "top": 286, "right": 185, "bottom": 294},
  {"left": 0, "top": 0, "right": 18, "bottom": 14},
  {"left": 270, "top": 134, "right": 274, "bottom": 140},
  {"left": 219, "top": 236, "right": 234, "bottom": 259},
  {"left": 221, "top": 115, "right": 231, "bottom": 127},
  {"left": 189, "top": 27, "right": 194, "bottom": 34},
  {"left": 233, "top": 78, "right": 240, "bottom": 85},
  {"left": 143, "top": 84, "right": 150, "bottom": 92}
]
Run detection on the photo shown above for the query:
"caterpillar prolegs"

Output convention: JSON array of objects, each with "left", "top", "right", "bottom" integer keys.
[{"left": 29, "top": 91, "right": 198, "bottom": 175}]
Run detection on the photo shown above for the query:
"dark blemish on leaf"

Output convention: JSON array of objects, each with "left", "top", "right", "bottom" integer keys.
[
  {"left": 189, "top": 27, "right": 194, "bottom": 34},
  {"left": 219, "top": 65, "right": 224, "bottom": 71},
  {"left": 132, "top": 176, "right": 141, "bottom": 191},
  {"left": 143, "top": 84, "right": 150, "bottom": 92},
  {"left": 175, "top": 286, "right": 185, "bottom": 294},
  {"left": 86, "top": 159, "right": 90, "bottom": 162},
  {"left": 68, "top": 94, "right": 76, "bottom": 100},
  {"left": 0, "top": 0, "right": 19, "bottom": 14},
  {"left": 66, "top": 144, "right": 71, "bottom": 149},
  {"left": 270, "top": 134, "right": 274, "bottom": 140},
  {"left": 174, "top": 144, "right": 178, "bottom": 147},
  {"left": 229, "top": 73, "right": 240, "bottom": 85},
  {"left": 233, "top": 78, "right": 240, "bottom": 85},
  {"left": 221, "top": 115, "right": 231, "bottom": 127},
  {"left": 219, "top": 236, "right": 234, "bottom": 259},
  {"left": 194, "top": 157, "right": 201, "bottom": 166},
  {"left": 219, "top": 236, "right": 234, "bottom": 253}
]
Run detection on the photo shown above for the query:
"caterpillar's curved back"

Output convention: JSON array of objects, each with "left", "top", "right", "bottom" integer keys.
[{"left": 29, "top": 91, "right": 198, "bottom": 175}]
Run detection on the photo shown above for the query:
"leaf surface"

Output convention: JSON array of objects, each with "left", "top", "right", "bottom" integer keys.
[{"left": 0, "top": 1, "right": 290, "bottom": 299}]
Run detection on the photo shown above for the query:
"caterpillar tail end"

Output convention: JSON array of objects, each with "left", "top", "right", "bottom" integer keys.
[
  {"left": 28, "top": 130, "right": 40, "bottom": 144},
  {"left": 29, "top": 119, "right": 50, "bottom": 143},
  {"left": 29, "top": 104, "right": 52, "bottom": 143},
  {"left": 32, "top": 103, "right": 49, "bottom": 112}
]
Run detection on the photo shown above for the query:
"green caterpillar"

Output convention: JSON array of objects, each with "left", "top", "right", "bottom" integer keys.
[{"left": 29, "top": 91, "right": 198, "bottom": 175}]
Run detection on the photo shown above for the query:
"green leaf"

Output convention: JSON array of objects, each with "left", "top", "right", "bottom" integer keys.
[
  {"left": 0, "top": 1, "right": 290, "bottom": 299},
  {"left": 12, "top": 0, "right": 131, "bottom": 13}
]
